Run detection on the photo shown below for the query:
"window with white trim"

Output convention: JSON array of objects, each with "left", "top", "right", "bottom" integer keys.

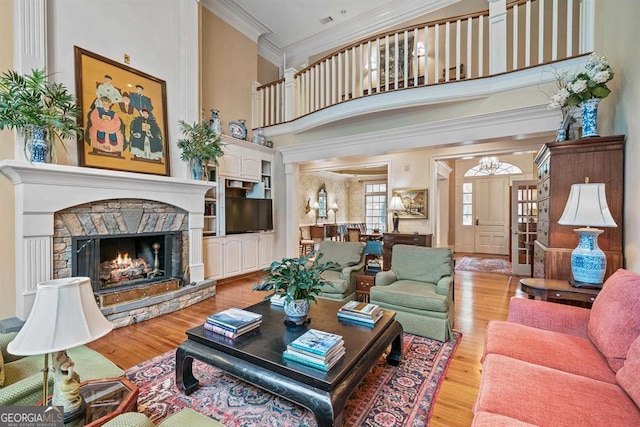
[
  {"left": 364, "top": 182, "right": 387, "bottom": 232},
  {"left": 462, "top": 182, "right": 473, "bottom": 226}
]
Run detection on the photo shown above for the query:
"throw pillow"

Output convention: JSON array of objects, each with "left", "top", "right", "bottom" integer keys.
[
  {"left": 588, "top": 269, "right": 640, "bottom": 372},
  {"left": 616, "top": 335, "right": 640, "bottom": 408}
]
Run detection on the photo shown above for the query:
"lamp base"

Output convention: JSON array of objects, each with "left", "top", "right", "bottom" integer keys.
[
  {"left": 392, "top": 213, "right": 400, "bottom": 233},
  {"left": 570, "top": 228, "right": 606, "bottom": 285}
]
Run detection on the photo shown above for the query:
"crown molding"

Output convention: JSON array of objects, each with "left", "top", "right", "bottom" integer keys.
[
  {"left": 202, "top": 0, "right": 272, "bottom": 43},
  {"left": 279, "top": 104, "right": 558, "bottom": 165},
  {"left": 279, "top": 0, "right": 458, "bottom": 67},
  {"left": 257, "top": 39, "right": 282, "bottom": 69}
]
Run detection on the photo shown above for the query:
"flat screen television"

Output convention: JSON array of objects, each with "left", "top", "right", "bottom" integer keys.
[{"left": 225, "top": 197, "right": 273, "bottom": 234}]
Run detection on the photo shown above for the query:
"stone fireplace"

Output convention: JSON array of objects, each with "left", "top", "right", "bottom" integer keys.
[{"left": 0, "top": 160, "right": 216, "bottom": 325}]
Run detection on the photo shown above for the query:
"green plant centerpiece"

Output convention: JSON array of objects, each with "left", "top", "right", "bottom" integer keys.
[
  {"left": 253, "top": 251, "right": 337, "bottom": 325},
  {"left": 177, "top": 120, "right": 224, "bottom": 180},
  {"left": 0, "top": 68, "right": 81, "bottom": 163}
]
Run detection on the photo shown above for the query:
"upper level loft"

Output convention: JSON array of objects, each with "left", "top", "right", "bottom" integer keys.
[{"left": 252, "top": 0, "right": 595, "bottom": 135}]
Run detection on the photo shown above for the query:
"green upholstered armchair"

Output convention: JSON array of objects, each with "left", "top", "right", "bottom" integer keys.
[
  {"left": 103, "top": 409, "right": 224, "bottom": 427},
  {"left": 313, "top": 241, "right": 366, "bottom": 301},
  {"left": 370, "top": 245, "right": 454, "bottom": 341},
  {"left": 0, "top": 332, "right": 124, "bottom": 406}
]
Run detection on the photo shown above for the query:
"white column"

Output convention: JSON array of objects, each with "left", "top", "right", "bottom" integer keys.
[
  {"left": 284, "top": 68, "right": 298, "bottom": 122},
  {"left": 13, "top": 0, "right": 47, "bottom": 162},
  {"left": 579, "top": 0, "right": 595, "bottom": 53},
  {"left": 488, "top": 0, "right": 508, "bottom": 74},
  {"left": 189, "top": 212, "right": 206, "bottom": 284},
  {"left": 284, "top": 162, "right": 300, "bottom": 257}
]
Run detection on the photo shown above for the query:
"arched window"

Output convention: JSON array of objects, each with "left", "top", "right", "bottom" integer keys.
[{"left": 463, "top": 161, "right": 523, "bottom": 177}]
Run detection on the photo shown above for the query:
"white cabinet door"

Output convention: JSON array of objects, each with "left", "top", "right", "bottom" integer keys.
[
  {"left": 203, "top": 237, "right": 224, "bottom": 280},
  {"left": 242, "top": 156, "right": 261, "bottom": 181},
  {"left": 259, "top": 232, "right": 274, "bottom": 268},
  {"left": 223, "top": 236, "right": 242, "bottom": 277},
  {"left": 220, "top": 148, "right": 242, "bottom": 178},
  {"left": 242, "top": 234, "right": 260, "bottom": 272}
]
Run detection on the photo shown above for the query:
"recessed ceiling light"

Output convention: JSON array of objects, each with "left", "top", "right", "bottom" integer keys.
[{"left": 340, "top": 9, "right": 347, "bottom": 15}]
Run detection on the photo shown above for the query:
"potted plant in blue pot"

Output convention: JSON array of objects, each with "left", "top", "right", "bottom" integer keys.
[
  {"left": 0, "top": 69, "right": 81, "bottom": 162},
  {"left": 177, "top": 120, "right": 224, "bottom": 180},
  {"left": 253, "top": 251, "right": 336, "bottom": 325}
]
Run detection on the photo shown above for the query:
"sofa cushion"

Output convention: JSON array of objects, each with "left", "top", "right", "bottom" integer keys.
[
  {"left": 617, "top": 335, "right": 640, "bottom": 408},
  {"left": 317, "top": 241, "right": 364, "bottom": 271},
  {"left": 483, "top": 321, "right": 616, "bottom": 383},
  {"left": 369, "top": 280, "right": 448, "bottom": 312},
  {"left": 472, "top": 412, "right": 538, "bottom": 427},
  {"left": 318, "top": 270, "right": 346, "bottom": 294},
  {"left": 476, "top": 354, "right": 640, "bottom": 426},
  {"left": 588, "top": 269, "right": 640, "bottom": 372},
  {"left": 391, "top": 246, "right": 452, "bottom": 284}
]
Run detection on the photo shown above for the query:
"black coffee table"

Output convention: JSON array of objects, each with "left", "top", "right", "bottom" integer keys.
[{"left": 176, "top": 298, "right": 403, "bottom": 426}]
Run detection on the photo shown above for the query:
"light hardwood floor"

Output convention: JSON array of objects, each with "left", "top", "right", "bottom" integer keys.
[{"left": 87, "top": 269, "right": 525, "bottom": 427}]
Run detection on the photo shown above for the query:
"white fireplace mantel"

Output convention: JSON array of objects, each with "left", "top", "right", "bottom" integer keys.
[{"left": 0, "top": 160, "right": 214, "bottom": 320}]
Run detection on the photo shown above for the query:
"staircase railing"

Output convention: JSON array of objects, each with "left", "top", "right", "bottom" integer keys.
[{"left": 253, "top": 0, "right": 593, "bottom": 128}]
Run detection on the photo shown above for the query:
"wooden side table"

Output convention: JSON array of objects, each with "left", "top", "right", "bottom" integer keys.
[
  {"left": 70, "top": 377, "right": 138, "bottom": 426},
  {"left": 355, "top": 274, "right": 375, "bottom": 302},
  {"left": 519, "top": 278, "right": 600, "bottom": 306}
]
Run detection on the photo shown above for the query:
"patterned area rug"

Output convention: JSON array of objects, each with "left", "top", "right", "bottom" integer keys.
[
  {"left": 455, "top": 256, "right": 512, "bottom": 275},
  {"left": 126, "top": 332, "right": 461, "bottom": 426}
]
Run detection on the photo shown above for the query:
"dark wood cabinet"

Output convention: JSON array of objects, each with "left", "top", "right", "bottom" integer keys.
[
  {"left": 382, "top": 233, "right": 432, "bottom": 270},
  {"left": 533, "top": 135, "right": 625, "bottom": 282}
]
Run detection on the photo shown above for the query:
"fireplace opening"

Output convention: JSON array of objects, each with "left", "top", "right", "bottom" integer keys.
[{"left": 72, "top": 232, "right": 184, "bottom": 299}]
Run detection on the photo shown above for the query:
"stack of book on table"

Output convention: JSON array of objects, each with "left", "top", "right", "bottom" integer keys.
[
  {"left": 283, "top": 329, "right": 345, "bottom": 371},
  {"left": 269, "top": 293, "right": 286, "bottom": 307},
  {"left": 204, "top": 307, "right": 262, "bottom": 339},
  {"left": 337, "top": 301, "right": 383, "bottom": 327}
]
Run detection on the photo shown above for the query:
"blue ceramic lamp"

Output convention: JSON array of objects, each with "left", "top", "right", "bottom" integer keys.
[{"left": 558, "top": 180, "right": 617, "bottom": 287}]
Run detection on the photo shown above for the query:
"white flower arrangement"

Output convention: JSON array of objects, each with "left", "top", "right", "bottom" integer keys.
[{"left": 547, "top": 53, "right": 614, "bottom": 130}]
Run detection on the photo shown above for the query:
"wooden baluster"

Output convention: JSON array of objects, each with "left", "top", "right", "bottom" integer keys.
[
  {"left": 566, "top": 0, "right": 573, "bottom": 56},
  {"left": 434, "top": 24, "right": 440, "bottom": 83},
  {"left": 351, "top": 47, "right": 356, "bottom": 100},
  {"left": 367, "top": 40, "right": 372, "bottom": 94},
  {"left": 384, "top": 35, "right": 389, "bottom": 91},
  {"left": 552, "top": 0, "right": 559, "bottom": 60},
  {"left": 403, "top": 30, "right": 408, "bottom": 88},
  {"left": 455, "top": 19, "right": 461, "bottom": 80},
  {"left": 337, "top": 52, "right": 343, "bottom": 103},
  {"left": 467, "top": 18, "right": 473, "bottom": 78},
  {"left": 445, "top": 22, "right": 450, "bottom": 82},
  {"left": 413, "top": 28, "right": 418, "bottom": 87},
  {"left": 394, "top": 33, "right": 399, "bottom": 89},
  {"left": 375, "top": 38, "right": 380, "bottom": 93},
  {"left": 513, "top": 5, "right": 519, "bottom": 70},
  {"left": 424, "top": 26, "right": 429, "bottom": 85},
  {"left": 525, "top": 0, "right": 531, "bottom": 67},
  {"left": 478, "top": 15, "right": 484, "bottom": 76},
  {"left": 538, "top": 0, "right": 544, "bottom": 64}
]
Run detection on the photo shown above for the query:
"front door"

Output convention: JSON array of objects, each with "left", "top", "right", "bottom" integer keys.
[
  {"left": 511, "top": 180, "right": 538, "bottom": 276},
  {"left": 474, "top": 176, "right": 509, "bottom": 255}
]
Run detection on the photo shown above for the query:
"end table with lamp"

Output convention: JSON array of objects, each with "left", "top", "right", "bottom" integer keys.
[{"left": 7, "top": 277, "right": 115, "bottom": 423}]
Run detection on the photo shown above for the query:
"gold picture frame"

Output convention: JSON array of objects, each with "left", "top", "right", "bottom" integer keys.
[
  {"left": 74, "top": 46, "right": 170, "bottom": 176},
  {"left": 392, "top": 188, "right": 428, "bottom": 219}
]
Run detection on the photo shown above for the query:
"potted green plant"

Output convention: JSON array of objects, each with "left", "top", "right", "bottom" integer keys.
[
  {"left": 177, "top": 120, "right": 224, "bottom": 180},
  {"left": 0, "top": 68, "right": 82, "bottom": 163},
  {"left": 253, "top": 251, "right": 336, "bottom": 325}
]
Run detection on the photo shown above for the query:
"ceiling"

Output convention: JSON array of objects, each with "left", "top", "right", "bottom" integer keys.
[{"left": 209, "top": 0, "right": 461, "bottom": 67}]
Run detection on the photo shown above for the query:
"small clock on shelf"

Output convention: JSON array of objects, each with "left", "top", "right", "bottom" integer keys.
[{"left": 228, "top": 119, "right": 247, "bottom": 140}]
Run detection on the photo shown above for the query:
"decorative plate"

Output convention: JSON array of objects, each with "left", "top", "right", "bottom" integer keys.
[{"left": 228, "top": 121, "right": 247, "bottom": 140}]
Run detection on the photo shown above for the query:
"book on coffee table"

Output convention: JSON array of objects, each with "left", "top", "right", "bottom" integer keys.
[
  {"left": 339, "top": 301, "right": 381, "bottom": 318},
  {"left": 207, "top": 308, "right": 262, "bottom": 332},
  {"left": 337, "top": 309, "right": 383, "bottom": 327},
  {"left": 289, "top": 329, "right": 343, "bottom": 357},
  {"left": 203, "top": 320, "right": 261, "bottom": 339},
  {"left": 283, "top": 346, "right": 346, "bottom": 371}
]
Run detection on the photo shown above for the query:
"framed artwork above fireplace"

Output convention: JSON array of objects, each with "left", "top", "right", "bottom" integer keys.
[{"left": 74, "top": 46, "right": 170, "bottom": 176}]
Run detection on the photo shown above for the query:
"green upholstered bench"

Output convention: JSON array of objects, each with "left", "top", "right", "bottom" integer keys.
[
  {"left": 0, "top": 332, "right": 124, "bottom": 406},
  {"left": 103, "top": 409, "right": 224, "bottom": 427}
]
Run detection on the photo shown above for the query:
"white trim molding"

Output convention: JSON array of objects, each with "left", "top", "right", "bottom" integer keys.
[{"left": 203, "top": 0, "right": 272, "bottom": 43}]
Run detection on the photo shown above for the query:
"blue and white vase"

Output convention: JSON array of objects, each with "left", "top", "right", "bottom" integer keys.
[
  {"left": 251, "top": 127, "right": 265, "bottom": 145},
  {"left": 571, "top": 228, "right": 606, "bottom": 285},
  {"left": 580, "top": 98, "right": 600, "bottom": 138},
  {"left": 283, "top": 299, "right": 310, "bottom": 325},
  {"left": 191, "top": 158, "right": 204, "bottom": 180},
  {"left": 27, "top": 126, "right": 49, "bottom": 163},
  {"left": 209, "top": 109, "right": 222, "bottom": 136}
]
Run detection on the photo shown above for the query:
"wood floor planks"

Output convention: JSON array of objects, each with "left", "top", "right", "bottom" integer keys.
[{"left": 87, "top": 269, "right": 525, "bottom": 427}]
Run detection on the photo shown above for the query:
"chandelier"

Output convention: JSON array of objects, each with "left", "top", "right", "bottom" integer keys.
[{"left": 479, "top": 156, "right": 500, "bottom": 174}]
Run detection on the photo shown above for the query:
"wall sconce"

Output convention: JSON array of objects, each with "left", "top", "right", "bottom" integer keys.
[
  {"left": 331, "top": 202, "right": 339, "bottom": 224},
  {"left": 412, "top": 42, "right": 426, "bottom": 77}
]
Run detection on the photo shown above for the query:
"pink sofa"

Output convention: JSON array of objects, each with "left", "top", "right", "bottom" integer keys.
[{"left": 472, "top": 269, "right": 640, "bottom": 426}]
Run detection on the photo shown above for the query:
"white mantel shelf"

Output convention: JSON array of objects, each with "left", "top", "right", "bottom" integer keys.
[{"left": 0, "top": 160, "right": 215, "bottom": 320}]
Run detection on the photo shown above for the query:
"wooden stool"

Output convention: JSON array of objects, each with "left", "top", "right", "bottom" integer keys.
[{"left": 300, "top": 239, "right": 315, "bottom": 256}]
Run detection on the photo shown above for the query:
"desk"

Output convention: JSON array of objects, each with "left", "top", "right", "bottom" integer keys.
[{"left": 519, "top": 278, "right": 599, "bottom": 306}]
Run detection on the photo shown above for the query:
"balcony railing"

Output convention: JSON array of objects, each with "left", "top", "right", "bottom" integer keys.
[{"left": 253, "top": 0, "right": 593, "bottom": 129}]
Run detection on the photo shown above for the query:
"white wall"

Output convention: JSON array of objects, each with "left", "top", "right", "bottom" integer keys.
[{"left": 46, "top": 0, "right": 198, "bottom": 178}]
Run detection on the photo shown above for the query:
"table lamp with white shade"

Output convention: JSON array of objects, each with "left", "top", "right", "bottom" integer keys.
[
  {"left": 7, "top": 277, "right": 114, "bottom": 421},
  {"left": 557, "top": 179, "right": 617, "bottom": 287},
  {"left": 389, "top": 196, "right": 405, "bottom": 233}
]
